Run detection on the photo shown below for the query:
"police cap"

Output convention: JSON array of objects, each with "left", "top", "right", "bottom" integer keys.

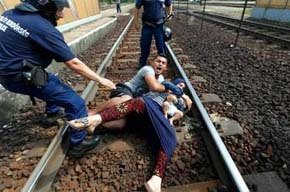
[{"left": 15, "top": 0, "right": 69, "bottom": 12}]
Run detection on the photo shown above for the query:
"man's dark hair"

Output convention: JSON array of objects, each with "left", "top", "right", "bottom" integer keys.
[{"left": 154, "top": 53, "right": 169, "bottom": 65}]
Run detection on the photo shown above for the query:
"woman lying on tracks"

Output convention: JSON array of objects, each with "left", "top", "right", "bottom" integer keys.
[
  {"left": 68, "top": 79, "right": 192, "bottom": 192},
  {"left": 88, "top": 53, "right": 183, "bottom": 129}
]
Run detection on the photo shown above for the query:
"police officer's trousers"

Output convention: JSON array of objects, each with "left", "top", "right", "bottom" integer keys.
[
  {"left": 139, "top": 23, "right": 165, "bottom": 67},
  {"left": 0, "top": 73, "right": 87, "bottom": 145}
]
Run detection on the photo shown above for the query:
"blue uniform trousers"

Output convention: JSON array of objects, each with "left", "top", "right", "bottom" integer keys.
[
  {"left": 0, "top": 73, "right": 87, "bottom": 145},
  {"left": 139, "top": 23, "right": 165, "bottom": 67}
]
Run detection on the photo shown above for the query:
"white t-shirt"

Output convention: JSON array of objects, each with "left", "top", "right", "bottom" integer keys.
[
  {"left": 167, "top": 102, "right": 178, "bottom": 116},
  {"left": 125, "top": 65, "right": 164, "bottom": 97}
]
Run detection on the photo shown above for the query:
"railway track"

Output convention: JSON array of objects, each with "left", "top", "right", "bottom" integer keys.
[
  {"left": 174, "top": 1, "right": 255, "bottom": 8},
  {"left": 1, "top": 15, "right": 250, "bottom": 191},
  {"left": 0, "top": 16, "right": 131, "bottom": 192},
  {"left": 168, "top": 13, "right": 290, "bottom": 191},
  {"left": 186, "top": 11, "right": 290, "bottom": 49}
]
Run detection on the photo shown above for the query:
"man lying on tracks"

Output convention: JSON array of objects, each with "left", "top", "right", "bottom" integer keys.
[
  {"left": 0, "top": 0, "right": 116, "bottom": 157},
  {"left": 89, "top": 53, "right": 183, "bottom": 129},
  {"left": 68, "top": 78, "right": 192, "bottom": 192}
]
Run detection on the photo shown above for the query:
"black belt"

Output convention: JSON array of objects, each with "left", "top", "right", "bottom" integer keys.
[{"left": 143, "top": 20, "right": 163, "bottom": 28}]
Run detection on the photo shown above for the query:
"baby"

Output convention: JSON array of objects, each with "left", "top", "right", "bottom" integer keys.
[{"left": 161, "top": 78, "right": 189, "bottom": 125}]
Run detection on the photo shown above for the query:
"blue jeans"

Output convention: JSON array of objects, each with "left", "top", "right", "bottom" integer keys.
[
  {"left": 139, "top": 23, "right": 165, "bottom": 67},
  {"left": 46, "top": 102, "right": 61, "bottom": 114},
  {"left": 0, "top": 73, "right": 87, "bottom": 145}
]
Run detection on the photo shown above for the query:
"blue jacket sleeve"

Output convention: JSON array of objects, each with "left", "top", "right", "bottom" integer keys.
[{"left": 161, "top": 81, "right": 183, "bottom": 97}]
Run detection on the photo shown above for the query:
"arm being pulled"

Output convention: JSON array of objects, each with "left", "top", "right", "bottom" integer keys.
[{"left": 161, "top": 81, "right": 183, "bottom": 97}]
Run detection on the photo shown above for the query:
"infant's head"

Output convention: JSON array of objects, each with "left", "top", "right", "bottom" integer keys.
[{"left": 173, "top": 78, "right": 185, "bottom": 90}]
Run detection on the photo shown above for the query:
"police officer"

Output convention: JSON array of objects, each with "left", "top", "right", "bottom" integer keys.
[
  {"left": 134, "top": 0, "right": 173, "bottom": 69},
  {"left": 0, "top": 0, "right": 116, "bottom": 157}
]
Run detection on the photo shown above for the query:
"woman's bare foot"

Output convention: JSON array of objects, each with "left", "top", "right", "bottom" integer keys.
[
  {"left": 68, "top": 114, "right": 102, "bottom": 132},
  {"left": 144, "top": 175, "right": 162, "bottom": 192}
]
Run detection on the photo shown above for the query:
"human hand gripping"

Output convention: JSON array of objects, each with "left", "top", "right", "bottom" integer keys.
[{"left": 99, "top": 77, "right": 116, "bottom": 89}]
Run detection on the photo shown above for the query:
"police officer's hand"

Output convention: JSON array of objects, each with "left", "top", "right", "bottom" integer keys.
[{"left": 99, "top": 77, "right": 116, "bottom": 89}]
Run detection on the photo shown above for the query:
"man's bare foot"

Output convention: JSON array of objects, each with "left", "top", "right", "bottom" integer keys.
[{"left": 68, "top": 115, "right": 102, "bottom": 132}]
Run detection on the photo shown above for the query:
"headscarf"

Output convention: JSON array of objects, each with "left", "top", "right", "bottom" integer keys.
[{"left": 172, "top": 78, "right": 185, "bottom": 85}]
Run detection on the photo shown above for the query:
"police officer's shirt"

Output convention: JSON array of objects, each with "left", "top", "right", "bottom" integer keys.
[
  {"left": 0, "top": 9, "right": 75, "bottom": 76},
  {"left": 135, "top": 0, "right": 172, "bottom": 23}
]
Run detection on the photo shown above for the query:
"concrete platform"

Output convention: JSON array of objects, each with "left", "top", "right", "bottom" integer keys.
[{"left": 251, "top": 7, "right": 290, "bottom": 23}]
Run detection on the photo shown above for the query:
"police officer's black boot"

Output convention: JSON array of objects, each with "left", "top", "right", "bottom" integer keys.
[
  {"left": 41, "top": 110, "right": 65, "bottom": 127},
  {"left": 67, "top": 135, "right": 100, "bottom": 158}
]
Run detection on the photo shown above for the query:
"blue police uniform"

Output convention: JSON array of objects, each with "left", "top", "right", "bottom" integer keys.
[
  {"left": 135, "top": 0, "right": 172, "bottom": 68},
  {"left": 0, "top": 9, "right": 87, "bottom": 145}
]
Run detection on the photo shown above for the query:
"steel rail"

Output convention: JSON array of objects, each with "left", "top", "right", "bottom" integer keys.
[
  {"left": 21, "top": 124, "right": 69, "bottom": 192},
  {"left": 170, "top": 1, "right": 255, "bottom": 7},
  {"left": 21, "top": 16, "right": 134, "bottom": 192},
  {"left": 193, "top": 11, "right": 290, "bottom": 34},
  {"left": 83, "top": 16, "right": 134, "bottom": 102},
  {"left": 189, "top": 12, "right": 290, "bottom": 48},
  {"left": 166, "top": 43, "right": 250, "bottom": 192},
  {"left": 202, "top": 3, "right": 254, "bottom": 8}
]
